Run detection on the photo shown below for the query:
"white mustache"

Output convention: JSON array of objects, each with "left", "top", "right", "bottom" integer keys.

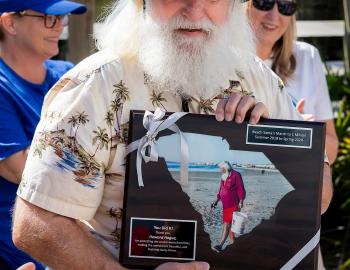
[{"left": 166, "top": 16, "right": 216, "bottom": 34}]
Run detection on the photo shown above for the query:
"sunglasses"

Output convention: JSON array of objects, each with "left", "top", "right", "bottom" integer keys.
[{"left": 252, "top": 0, "right": 297, "bottom": 16}]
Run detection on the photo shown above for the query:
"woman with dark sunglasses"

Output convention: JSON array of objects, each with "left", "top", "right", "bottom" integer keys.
[
  {"left": 247, "top": 0, "right": 338, "bottom": 166},
  {"left": 247, "top": 1, "right": 338, "bottom": 269}
]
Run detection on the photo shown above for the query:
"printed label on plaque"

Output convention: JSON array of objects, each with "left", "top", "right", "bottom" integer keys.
[
  {"left": 129, "top": 218, "right": 197, "bottom": 260},
  {"left": 246, "top": 124, "right": 313, "bottom": 149}
]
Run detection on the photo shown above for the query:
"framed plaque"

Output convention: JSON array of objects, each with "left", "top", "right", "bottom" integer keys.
[{"left": 120, "top": 110, "right": 325, "bottom": 270}]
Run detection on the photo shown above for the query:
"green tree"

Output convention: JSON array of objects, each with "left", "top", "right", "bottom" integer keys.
[{"left": 322, "top": 72, "right": 350, "bottom": 269}]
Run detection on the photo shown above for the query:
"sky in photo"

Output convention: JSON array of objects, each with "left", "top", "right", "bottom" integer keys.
[{"left": 157, "top": 133, "right": 272, "bottom": 165}]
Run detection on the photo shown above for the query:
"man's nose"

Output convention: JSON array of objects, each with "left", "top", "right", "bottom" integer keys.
[{"left": 181, "top": 0, "right": 206, "bottom": 22}]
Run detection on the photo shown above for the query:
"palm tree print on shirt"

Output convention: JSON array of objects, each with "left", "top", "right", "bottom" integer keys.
[
  {"left": 150, "top": 90, "right": 167, "bottom": 110},
  {"left": 198, "top": 97, "right": 215, "bottom": 114},
  {"left": 68, "top": 115, "right": 78, "bottom": 136},
  {"left": 92, "top": 127, "right": 110, "bottom": 158},
  {"left": 223, "top": 80, "right": 253, "bottom": 97},
  {"left": 32, "top": 110, "right": 102, "bottom": 188},
  {"left": 105, "top": 110, "right": 115, "bottom": 148},
  {"left": 30, "top": 80, "right": 132, "bottom": 189},
  {"left": 75, "top": 112, "right": 89, "bottom": 137},
  {"left": 108, "top": 207, "right": 123, "bottom": 247},
  {"left": 110, "top": 80, "right": 130, "bottom": 145}
]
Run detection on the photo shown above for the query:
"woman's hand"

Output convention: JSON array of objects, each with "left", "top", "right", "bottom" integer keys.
[{"left": 296, "top": 99, "right": 315, "bottom": 121}]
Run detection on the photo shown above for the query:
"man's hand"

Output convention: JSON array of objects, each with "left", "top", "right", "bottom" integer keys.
[
  {"left": 155, "top": 262, "right": 209, "bottom": 270},
  {"left": 215, "top": 93, "right": 269, "bottom": 124},
  {"left": 238, "top": 201, "right": 243, "bottom": 210},
  {"left": 211, "top": 199, "right": 219, "bottom": 209}
]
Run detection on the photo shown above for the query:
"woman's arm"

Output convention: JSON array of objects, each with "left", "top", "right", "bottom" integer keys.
[
  {"left": 325, "top": 119, "right": 339, "bottom": 165},
  {"left": 0, "top": 148, "right": 29, "bottom": 184}
]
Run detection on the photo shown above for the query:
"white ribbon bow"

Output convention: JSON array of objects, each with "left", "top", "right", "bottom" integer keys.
[{"left": 126, "top": 109, "right": 189, "bottom": 187}]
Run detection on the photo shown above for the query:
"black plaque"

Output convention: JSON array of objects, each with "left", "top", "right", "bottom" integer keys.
[{"left": 120, "top": 110, "right": 326, "bottom": 270}]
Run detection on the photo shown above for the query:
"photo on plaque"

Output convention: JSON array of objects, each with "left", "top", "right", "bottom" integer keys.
[
  {"left": 158, "top": 133, "right": 295, "bottom": 250},
  {"left": 120, "top": 110, "right": 325, "bottom": 270}
]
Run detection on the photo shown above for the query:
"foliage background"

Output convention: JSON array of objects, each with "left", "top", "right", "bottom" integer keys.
[{"left": 322, "top": 73, "right": 350, "bottom": 270}]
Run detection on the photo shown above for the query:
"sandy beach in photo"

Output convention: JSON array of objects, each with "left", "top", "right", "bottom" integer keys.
[{"left": 168, "top": 167, "right": 294, "bottom": 248}]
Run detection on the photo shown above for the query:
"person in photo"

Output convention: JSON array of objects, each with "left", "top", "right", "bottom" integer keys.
[{"left": 212, "top": 161, "right": 245, "bottom": 252}]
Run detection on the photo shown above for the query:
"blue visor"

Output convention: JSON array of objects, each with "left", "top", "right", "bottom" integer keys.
[{"left": 0, "top": 0, "right": 87, "bottom": 15}]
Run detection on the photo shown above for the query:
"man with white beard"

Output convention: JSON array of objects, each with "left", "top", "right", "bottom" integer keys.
[{"left": 12, "top": 0, "right": 333, "bottom": 269}]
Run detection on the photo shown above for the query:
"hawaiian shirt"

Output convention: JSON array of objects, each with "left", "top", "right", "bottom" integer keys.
[{"left": 18, "top": 49, "right": 302, "bottom": 258}]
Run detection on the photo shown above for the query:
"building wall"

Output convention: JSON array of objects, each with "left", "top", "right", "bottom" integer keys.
[
  {"left": 297, "top": 0, "right": 344, "bottom": 61},
  {"left": 297, "top": 0, "right": 343, "bottom": 20}
]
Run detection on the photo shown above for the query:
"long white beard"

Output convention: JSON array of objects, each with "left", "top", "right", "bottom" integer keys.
[
  {"left": 138, "top": 5, "right": 254, "bottom": 99},
  {"left": 221, "top": 172, "right": 229, "bottom": 181}
]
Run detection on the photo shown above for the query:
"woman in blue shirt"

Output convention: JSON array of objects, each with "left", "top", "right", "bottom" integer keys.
[{"left": 0, "top": 0, "right": 86, "bottom": 269}]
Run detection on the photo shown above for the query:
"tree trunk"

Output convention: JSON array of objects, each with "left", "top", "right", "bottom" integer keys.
[{"left": 67, "top": 0, "right": 96, "bottom": 64}]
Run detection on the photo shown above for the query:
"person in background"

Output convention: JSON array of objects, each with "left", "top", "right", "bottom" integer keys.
[
  {"left": 0, "top": 0, "right": 86, "bottom": 269},
  {"left": 247, "top": 1, "right": 338, "bottom": 269},
  {"left": 247, "top": 0, "right": 339, "bottom": 165},
  {"left": 211, "top": 161, "right": 245, "bottom": 252}
]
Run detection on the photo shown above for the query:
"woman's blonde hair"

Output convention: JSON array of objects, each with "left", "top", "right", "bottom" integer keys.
[
  {"left": 246, "top": 1, "right": 297, "bottom": 84},
  {"left": 270, "top": 15, "right": 297, "bottom": 84}
]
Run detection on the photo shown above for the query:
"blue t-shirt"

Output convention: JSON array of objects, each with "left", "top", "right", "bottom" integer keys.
[{"left": 0, "top": 58, "right": 73, "bottom": 270}]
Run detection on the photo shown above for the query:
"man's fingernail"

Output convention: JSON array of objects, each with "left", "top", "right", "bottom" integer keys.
[
  {"left": 235, "top": 116, "right": 242, "bottom": 123},
  {"left": 249, "top": 117, "right": 257, "bottom": 125},
  {"left": 216, "top": 113, "right": 224, "bottom": 121},
  {"left": 198, "top": 262, "right": 210, "bottom": 270},
  {"left": 225, "top": 113, "right": 233, "bottom": 121}
]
